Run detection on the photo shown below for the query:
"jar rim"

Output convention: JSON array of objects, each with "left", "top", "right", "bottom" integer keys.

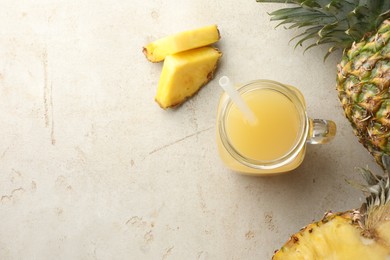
[{"left": 218, "top": 79, "right": 309, "bottom": 170}]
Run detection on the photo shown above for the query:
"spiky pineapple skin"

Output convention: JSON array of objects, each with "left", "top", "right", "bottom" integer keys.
[{"left": 337, "top": 19, "right": 390, "bottom": 167}]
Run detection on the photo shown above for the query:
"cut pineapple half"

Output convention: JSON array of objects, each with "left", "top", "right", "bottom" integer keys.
[
  {"left": 143, "top": 25, "right": 220, "bottom": 63},
  {"left": 273, "top": 212, "right": 390, "bottom": 259},
  {"left": 273, "top": 156, "right": 390, "bottom": 259},
  {"left": 155, "top": 46, "right": 222, "bottom": 109}
]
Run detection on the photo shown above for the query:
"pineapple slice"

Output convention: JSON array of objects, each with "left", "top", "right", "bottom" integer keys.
[
  {"left": 155, "top": 46, "right": 222, "bottom": 109},
  {"left": 143, "top": 25, "right": 220, "bottom": 63}
]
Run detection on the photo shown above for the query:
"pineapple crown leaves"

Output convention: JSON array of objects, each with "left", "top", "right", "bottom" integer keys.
[
  {"left": 257, "top": 0, "right": 390, "bottom": 59},
  {"left": 345, "top": 155, "right": 390, "bottom": 215},
  {"left": 357, "top": 155, "right": 390, "bottom": 233},
  {"left": 357, "top": 154, "right": 390, "bottom": 211}
]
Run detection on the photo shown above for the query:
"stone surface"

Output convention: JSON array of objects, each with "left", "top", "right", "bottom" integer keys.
[{"left": 0, "top": 1, "right": 381, "bottom": 259}]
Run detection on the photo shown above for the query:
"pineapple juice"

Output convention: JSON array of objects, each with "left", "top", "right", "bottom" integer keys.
[
  {"left": 217, "top": 79, "right": 336, "bottom": 175},
  {"left": 217, "top": 81, "right": 307, "bottom": 175},
  {"left": 226, "top": 89, "right": 301, "bottom": 162}
]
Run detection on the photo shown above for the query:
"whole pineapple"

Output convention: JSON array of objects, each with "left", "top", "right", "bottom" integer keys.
[
  {"left": 257, "top": 0, "right": 390, "bottom": 167},
  {"left": 273, "top": 155, "right": 390, "bottom": 259}
]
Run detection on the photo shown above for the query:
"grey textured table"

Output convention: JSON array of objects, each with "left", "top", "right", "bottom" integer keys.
[{"left": 0, "top": 1, "right": 380, "bottom": 259}]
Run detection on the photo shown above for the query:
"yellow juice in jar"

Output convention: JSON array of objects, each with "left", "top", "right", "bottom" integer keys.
[
  {"left": 227, "top": 89, "right": 300, "bottom": 161},
  {"left": 217, "top": 84, "right": 307, "bottom": 175}
]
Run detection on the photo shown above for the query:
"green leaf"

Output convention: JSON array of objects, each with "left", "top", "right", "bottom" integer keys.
[
  {"left": 256, "top": 0, "right": 296, "bottom": 3},
  {"left": 323, "top": 46, "right": 339, "bottom": 61},
  {"left": 288, "top": 26, "right": 323, "bottom": 43},
  {"left": 294, "top": 31, "right": 319, "bottom": 48},
  {"left": 270, "top": 7, "right": 317, "bottom": 19},
  {"left": 256, "top": 0, "right": 390, "bottom": 59}
]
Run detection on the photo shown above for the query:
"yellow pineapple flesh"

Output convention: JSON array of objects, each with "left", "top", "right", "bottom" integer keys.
[
  {"left": 143, "top": 25, "right": 220, "bottom": 63},
  {"left": 155, "top": 46, "right": 222, "bottom": 109}
]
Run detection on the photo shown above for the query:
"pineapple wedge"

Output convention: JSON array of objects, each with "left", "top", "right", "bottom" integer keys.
[
  {"left": 155, "top": 46, "right": 222, "bottom": 109},
  {"left": 143, "top": 25, "right": 220, "bottom": 63}
]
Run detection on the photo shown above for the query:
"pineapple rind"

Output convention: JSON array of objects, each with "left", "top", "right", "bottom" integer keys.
[
  {"left": 337, "top": 18, "right": 390, "bottom": 167},
  {"left": 143, "top": 25, "right": 220, "bottom": 62},
  {"left": 155, "top": 47, "right": 222, "bottom": 109}
]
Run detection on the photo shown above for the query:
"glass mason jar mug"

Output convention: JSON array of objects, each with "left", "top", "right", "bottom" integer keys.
[{"left": 216, "top": 80, "right": 336, "bottom": 175}]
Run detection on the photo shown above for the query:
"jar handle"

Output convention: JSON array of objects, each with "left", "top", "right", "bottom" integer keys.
[{"left": 307, "top": 119, "right": 336, "bottom": 144}]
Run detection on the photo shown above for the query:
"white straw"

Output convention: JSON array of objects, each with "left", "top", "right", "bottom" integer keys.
[{"left": 219, "top": 76, "right": 257, "bottom": 125}]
